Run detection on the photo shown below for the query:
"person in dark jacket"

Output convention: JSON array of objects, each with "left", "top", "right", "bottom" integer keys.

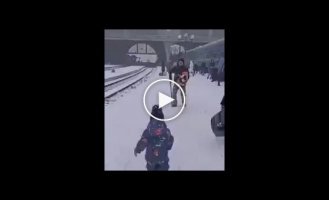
[
  {"left": 161, "top": 60, "right": 165, "bottom": 74},
  {"left": 207, "top": 63, "right": 212, "bottom": 79},
  {"left": 193, "top": 63, "right": 198, "bottom": 76},
  {"left": 169, "top": 58, "right": 189, "bottom": 107},
  {"left": 217, "top": 57, "right": 225, "bottom": 86},
  {"left": 209, "top": 59, "right": 218, "bottom": 82},
  {"left": 219, "top": 96, "right": 225, "bottom": 129},
  {"left": 134, "top": 105, "right": 174, "bottom": 171}
]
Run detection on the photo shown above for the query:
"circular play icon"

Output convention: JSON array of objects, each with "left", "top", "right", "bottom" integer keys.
[{"left": 143, "top": 79, "right": 185, "bottom": 121}]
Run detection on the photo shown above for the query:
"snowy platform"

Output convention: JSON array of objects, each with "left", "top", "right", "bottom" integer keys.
[{"left": 105, "top": 67, "right": 224, "bottom": 170}]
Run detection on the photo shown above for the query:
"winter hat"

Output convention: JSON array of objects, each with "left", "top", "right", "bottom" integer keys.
[{"left": 151, "top": 105, "right": 164, "bottom": 120}]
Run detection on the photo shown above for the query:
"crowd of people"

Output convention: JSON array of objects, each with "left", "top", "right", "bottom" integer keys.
[{"left": 192, "top": 58, "right": 224, "bottom": 86}]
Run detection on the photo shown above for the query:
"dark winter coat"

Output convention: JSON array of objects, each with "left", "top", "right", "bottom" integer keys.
[
  {"left": 161, "top": 61, "right": 165, "bottom": 72},
  {"left": 135, "top": 119, "right": 174, "bottom": 163},
  {"left": 169, "top": 65, "right": 189, "bottom": 83}
]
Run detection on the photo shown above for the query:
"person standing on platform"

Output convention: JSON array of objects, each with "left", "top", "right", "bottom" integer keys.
[{"left": 169, "top": 58, "right": 189, "bottom": 107}]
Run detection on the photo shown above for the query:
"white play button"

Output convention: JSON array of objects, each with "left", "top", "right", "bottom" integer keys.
[
  {"left": 143, "top": 79, "right": 185, "bottom": 121},
  {"left": 158, "top": 92, "right": 174, "bottom": 109}
]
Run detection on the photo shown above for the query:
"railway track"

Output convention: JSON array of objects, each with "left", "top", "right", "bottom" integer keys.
[
  {"left": 105, "top": 67, "right": 147, "bottom": 88},
  {"left": 104, "top": 65, "right": 124, "bottom": 70},
  {"left": 105, "top": 68, "right": 154, "bottom": 99}
]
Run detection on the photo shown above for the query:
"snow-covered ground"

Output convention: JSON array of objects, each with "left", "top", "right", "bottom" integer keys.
[
  {"left": 105, "top": 67, "right": 224, "bottom": 170},
  {"left": 105, "top": 65, "right": 144, "bottom": 79}
]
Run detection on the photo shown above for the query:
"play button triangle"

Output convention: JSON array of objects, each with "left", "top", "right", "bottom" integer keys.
[{"left": 158, "top": 92, "right": 174, "bottom": 109}]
